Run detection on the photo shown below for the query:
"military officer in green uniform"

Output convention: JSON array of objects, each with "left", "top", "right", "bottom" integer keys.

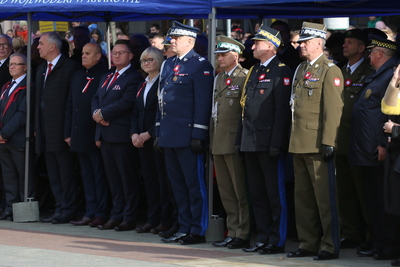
[
  {"left": 336, "top": 29, "right": 373, "bottom": 248},
  {"left": 287, "top": 22, "right": 344, "bottom": 261},
  {"left": 210, "top": 36, "right": 251, "bottom": 249}
]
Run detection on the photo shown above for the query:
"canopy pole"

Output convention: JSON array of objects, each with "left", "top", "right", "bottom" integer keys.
[
  {"left": 226, "top": 19, "right": 231, "bottom": 38},
  {"left": 207, "top": 7, "right": 216, "bottom": 219},
  {"left": 24, "top": 12, "right": 32, "bottom": 203}
]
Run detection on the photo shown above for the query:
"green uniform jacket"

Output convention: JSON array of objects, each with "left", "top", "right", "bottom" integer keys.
[
  {"left": 211, "top": 64, "right": 248, "bottom": 155},
  {"left": 289, "top": 54, "right": 344, "bottom": 153}
]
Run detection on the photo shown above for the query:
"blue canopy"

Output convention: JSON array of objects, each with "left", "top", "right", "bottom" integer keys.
[
  {"left": 213, "top": 0, "right": 400, "bottom": 18},
  {"left": 0, "top": 0, "right": 211, "bottom": 21}
]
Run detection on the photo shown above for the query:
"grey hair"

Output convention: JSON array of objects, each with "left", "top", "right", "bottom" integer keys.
[
  {"left": 43, "top": 32, "right": 62, "bottom": 51},
  {"left": 140, "top": 46, "right": 164, "bottom": 70},
  {"left": 10, "top": 53, "right": 27, "bottom": 65},
  {"left": 0, "top": 34, "right": 12, "bottom": 45}
]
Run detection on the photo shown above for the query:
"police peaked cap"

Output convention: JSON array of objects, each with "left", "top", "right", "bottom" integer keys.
[{"left": 168, "top": 21, "right": 199, "bottom": 39}]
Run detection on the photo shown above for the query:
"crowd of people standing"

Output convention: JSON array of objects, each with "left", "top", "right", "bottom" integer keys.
[{"left": 0, "top": 17, "right": 400, "bottom": 266}]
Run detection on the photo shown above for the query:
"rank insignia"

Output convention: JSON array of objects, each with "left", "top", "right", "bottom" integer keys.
[{"left": 365, "top": 89, "right": 372, "bottom": 99}]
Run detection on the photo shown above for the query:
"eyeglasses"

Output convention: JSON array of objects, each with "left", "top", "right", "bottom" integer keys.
[
  {"left": 111, "top": 51, "right": 130, "bottom": 56},
  {"left": 368, "top": 49, "right": 384, "bottom": 54},
  {"left": 140, "top": 58, "right": 154, "bottom": 64},
  {"left": 0, "top": 43, "right": 10, "bottom": 49},
  {"left": 8, "top": 63, "right": 26, "bottom": 67}
]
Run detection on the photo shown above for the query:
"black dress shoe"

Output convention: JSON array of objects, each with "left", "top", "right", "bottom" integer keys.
[
  {"left": 40, "top": 212, "right": 61, "bottom": 223},
  {"left": 212, "top": 236, "right": 233, "bottom": 247},
  {"left": 313, "top": 250, "right": 339, "bottom": 260},
  {"left": 0, "top": 211, "right": 12, "bottom": 220},
  {"left": 135, "top": 223, "right": 155, "bottom": 233},
  {"left": 52, "top": 214, "right": 74, "bottom": 224},
  {"left": 357, "top": 248, "right": 377, "bottom": 257},
  {"left": 259, "top": 244, "right": 285, "bottom": 254},
  {"left": 287, "top": 248, "right": 317, "bottom": 258},
  {"left": 115, "top": 221, "right": 136, "bottom": 231},
  {"left": 150, "top": 224, "right": 169, "bottom": 234},
  {"left": 391, "top": 258, "right": 400, "bottom": 266},
  {"left": 340, "top": 238, "right": 359, "bottom": 249},
  {"left": 179, "top": 234, "right": 206, "bottom": 245},
  {"left": 89, "top": 216, "right": 108, "bottom": 227},
  {"left": 242, "top": 242, "right": 266, "bottom": 252},
  {"left": 159, "top": 224, "right": 180, "bottom": 239},
  {"left": 97, "top": 219, "right": 121, "bottom": 230},
  {"left": 70, "top": 216, "right": 94, "bottom": 226},
  {"left": 373, "top": 251, "right": 399, "bottom": 260},
  {"left": 228, "top": 238, "right": 249, "bottom": 249},
  {"left": 161, "top": 232, "right": 187, "bottom": 243}
]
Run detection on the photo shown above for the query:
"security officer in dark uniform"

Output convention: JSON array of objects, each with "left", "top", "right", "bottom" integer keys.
[
  {"left": 238, "top": 25, "right": 292, "bottom": 254},
  {"left": 210, "top": 36, "right": 251, "bottom": 249},
  {"left": 336, "top": 29, "right": 373, "bottom": 248},
  {"left": 287, "top": 22, "right": 344, "bottom": 261},
  {"left": 155, "top": 21, "right": 214, "bottom": 245},
  {"left": 350, "top": 35, "right": 399, "bottom": 260}
]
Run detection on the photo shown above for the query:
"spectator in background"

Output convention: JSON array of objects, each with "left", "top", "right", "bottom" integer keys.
[
  {"left": 290, "top": 31, "right": 300, "bottom": 49},
  {"left": 16, "top": 21, "right": 28, "bottom": 43},
  {"left": 194, "top": 34, "right": 208, "bottom": 58},
  {"left": 12, "top": 37, "right": 26, "bottom": 54},
  {"left": 150, "top": 23, "right": 160, "bottom": 34},
  {"left": 367, "top": 16, "right": 382, "bottom": 28},
  {"left": 149, "top": 34, "right": 164, "bottom": 50},
  {"left": 242, "top": 32, "right": 252, "bottom": 44},
  {"left": 70, "top": 26, "right": 90, "bottom": 65},
  {"left": 254, "top": 23, "right": 260, "bottom": 34},
  {"left": 91, "top": 28, "right": 108, "bottom": 55},
  {"left": 34, "top": 30, "right": 41, "bottom": 39},
  {"left": 129, "top": 34, "right": 151, "bottom": 77},
  {"left": 325, "top": 32, "right": 348, "bottom": 68},
  {"left": 6, "top": 30, "right": 14, "bottom": 39},
  {"left": 71, "top": 22, "right": 84, "bottom": 27},
  {"left": 231, "top": 26, "right": 243, "bottom": 42},
  {"left": 117, "top": 33, "right": 130, "bottom": 40}
]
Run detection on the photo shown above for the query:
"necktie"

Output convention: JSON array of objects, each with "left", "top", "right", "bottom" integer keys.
[
  {"left": 108, "top": 72, "right": 119, "bottom": 89},
  {"left": 47, "top": 63, "right": 53, "bottom": 76},
  {"left": 346, "top": 67, "right": 351, "bottom": 78}
]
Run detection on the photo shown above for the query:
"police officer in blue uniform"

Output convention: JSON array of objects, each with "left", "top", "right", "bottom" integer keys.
[{"left": 155, "top": 21, "right": 214, "bottom": 245}]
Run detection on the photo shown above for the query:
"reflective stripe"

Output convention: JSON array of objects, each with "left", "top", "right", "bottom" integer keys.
[{"left": 194, "top": 123, "right": 208, "bottom": 130}]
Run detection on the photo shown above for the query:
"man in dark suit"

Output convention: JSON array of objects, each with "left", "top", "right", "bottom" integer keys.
[
  {"left": 0, "top": 34, "right": 13, "bottom": 87},
  {"left": 238, "top": 25, "right": 292, "bottom": 254},
  {"left": 336, "top": 29, "right": 373, "bottom": 248},
  {"left": 0, "top": 34, "right": 13, "bottom": 212},
  {"left": 92, "top": 40, "right": 143, "bottom": 231},
  {"left": 65, "top": 43, "right": 109, "bottom": 227},
  {"left": 35, "top": 32, "right": 80, "bottom": 224},
  {"left": 0, "top": 53, "right": 33, "bottom": 220},
  {"left": 155, "top": 21, "right": 214, "bottom": 245}
]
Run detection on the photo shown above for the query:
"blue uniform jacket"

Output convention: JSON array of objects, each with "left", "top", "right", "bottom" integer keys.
[
  {"left": 156, "top": 49, "right": 214, "bottom": 147},
  {"left": 350, "top": 56, "right": 398, "bottom": 166}
]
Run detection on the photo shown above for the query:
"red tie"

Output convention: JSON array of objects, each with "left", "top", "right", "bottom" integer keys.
[
  {"left": 108, "top": 72, "right": 119, "bottom": 89},
  {"left": 47, "top": 63, "right": 53, "bottom": 76}
]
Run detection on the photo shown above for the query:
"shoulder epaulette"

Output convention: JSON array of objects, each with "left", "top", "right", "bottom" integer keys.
[
  {"left": 193, "top": 54, "right": 205, "bottom": 61},
  {"left": 243, "top": 69, "right": 249, "bottom": 74},
  {"left": 278, "top": 63, "right": 286, "bottom": 67}
]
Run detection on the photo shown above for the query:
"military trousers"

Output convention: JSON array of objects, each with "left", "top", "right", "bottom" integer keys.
[
  {"left": 213, "top": 153, "right": 250, "bottom": 240},
  {"left": 292, "top": 153, "right": 340, "bottom": 255}
]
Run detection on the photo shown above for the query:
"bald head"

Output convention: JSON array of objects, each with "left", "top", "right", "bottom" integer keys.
[{"left": 82, "top": 42, "right": 102, "bottom": 69}]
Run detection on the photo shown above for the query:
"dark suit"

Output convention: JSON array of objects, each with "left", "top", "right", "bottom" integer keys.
[
  {"left": 276, "top": 45, "right": 303, "bottom": 72},
  {"left": 35, "top": 55, "right": 80, "bottom": 217},
  {"left": 238, "top": 57, "right": 292, "bottom": 247},
  {"left": 156, "top": 49, "right": 214, "bottom": 235},
  {"left": 65, "top": 62, "right": 109, "bottom": 218},
  {"left": 92, "top": 65, "right": 143, "bottom": 223},
  {"left": 130, "top": 77, "right": 173, "bottom": 227},
  {"left": 0, "top": 57, "right": 12, "bottom": 209},
  {"left": 0, "top": 77, "right": 34, "bottom": 212},
  {"left": 336, "top": 59, "right": 373, "bottom": 243}
]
